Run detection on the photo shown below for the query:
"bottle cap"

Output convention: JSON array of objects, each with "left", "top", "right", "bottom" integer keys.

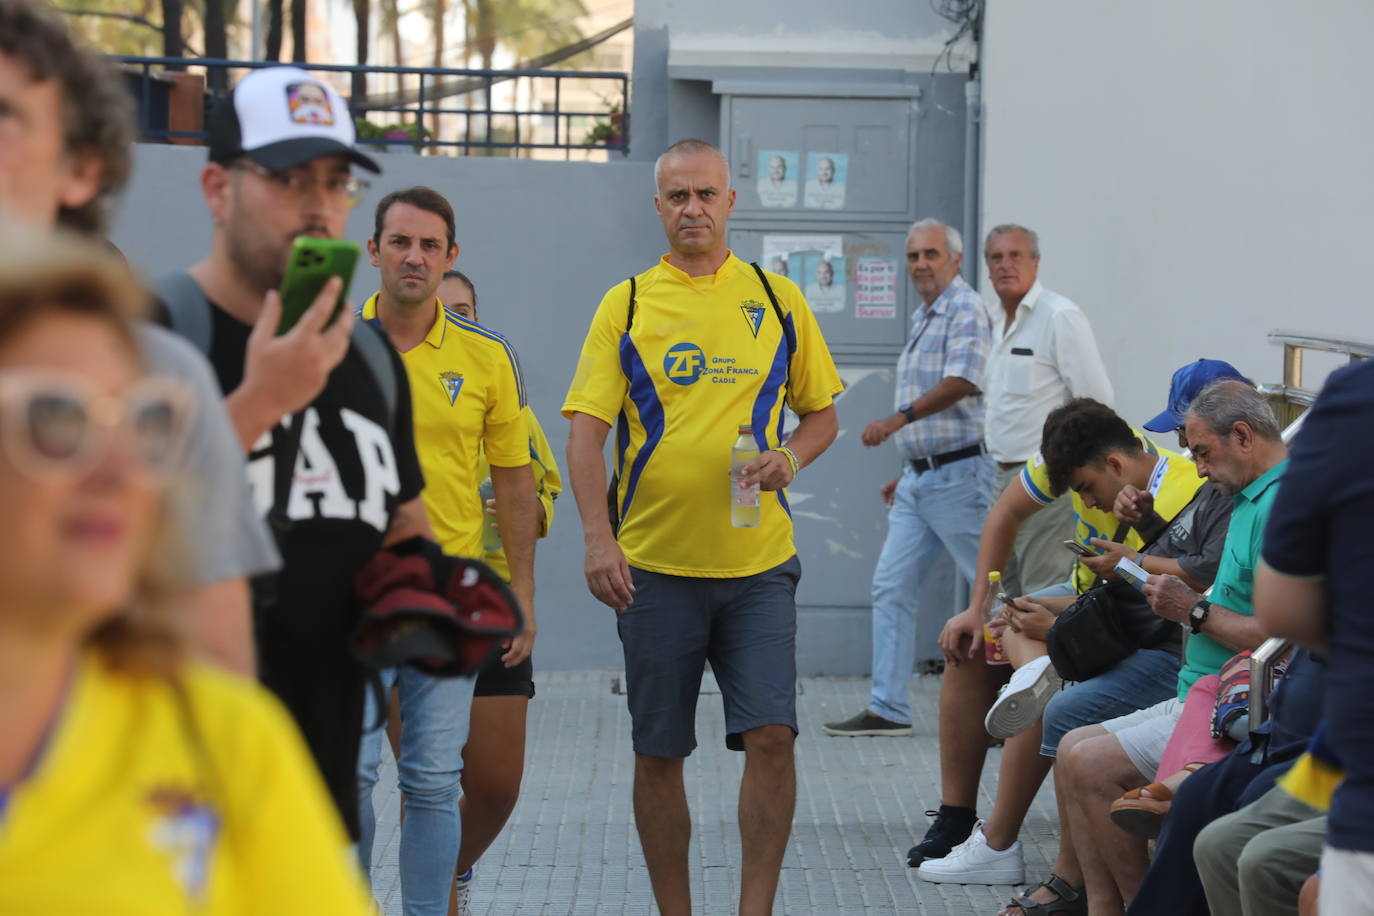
[
  {"left": 987, "top": 570, "right": 1002, "bottom": 585},
  {"left": 738, "top": 423, "right": 753, "bottom": 433}
]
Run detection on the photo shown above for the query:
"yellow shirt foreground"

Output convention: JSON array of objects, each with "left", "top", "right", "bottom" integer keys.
[{"left": 0, "top": 652, "right": 372, "bottom": 915}]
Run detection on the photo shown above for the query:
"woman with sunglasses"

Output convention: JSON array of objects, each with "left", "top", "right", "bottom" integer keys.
[{"left": 0, "top": 234, "right": 373, "bottom": 914}]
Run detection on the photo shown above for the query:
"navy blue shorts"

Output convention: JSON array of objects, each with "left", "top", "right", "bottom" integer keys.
[{"left": 616, "top": 555, "right": 801, "bottom": 758}]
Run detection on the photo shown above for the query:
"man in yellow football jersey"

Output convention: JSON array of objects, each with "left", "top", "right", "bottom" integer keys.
[
  {"left": 355, "top": 186, "right": 538, "bottom": 916},
  {"left": 564, "top": 139, "right": 842, "bottom": 916}
]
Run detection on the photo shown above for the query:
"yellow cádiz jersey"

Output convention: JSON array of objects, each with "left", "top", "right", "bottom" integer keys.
[
  {"left": 563, "top": 253, "right": 843, "bottom": 578},
  {"left": 0, "top": 652, "right": 372, "bottom": 915},
  {"left": 1019, "top": 435, "right": 1205, "bottom": 593},
  {"left": 361, "top": 294, "right": 530, "bottom": 558},
  {"left": 480, "top": 406, "right": 562, "bottom": 581}
]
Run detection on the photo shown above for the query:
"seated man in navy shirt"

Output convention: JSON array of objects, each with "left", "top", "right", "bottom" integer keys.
[{"left": 1254, "top": 358, "right": 1374, "bottom": 912}]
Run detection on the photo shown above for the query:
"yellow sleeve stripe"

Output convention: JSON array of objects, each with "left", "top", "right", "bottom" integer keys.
[{"left": 442, "top": 308, "right": 528, "bottom": 408}]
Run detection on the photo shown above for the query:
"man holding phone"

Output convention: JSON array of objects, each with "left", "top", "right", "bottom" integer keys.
[
  {"left": 354, "top": 186, "right": 538, "bottom": 916},
  {"left": 161, "top": 66, "right": 432, "bottom": 840}
]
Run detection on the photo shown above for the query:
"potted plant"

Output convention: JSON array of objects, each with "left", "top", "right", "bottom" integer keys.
[
  {"left": 584, "top": 98, "right": 626, "bottom": 149},
  {"left": 354, "top": 117, "right": 430, "bottom": 153}
]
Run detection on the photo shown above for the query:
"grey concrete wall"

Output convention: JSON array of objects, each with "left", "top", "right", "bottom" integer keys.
[{"left": 112, "top": 144, "right": 941, "bottom": 675}]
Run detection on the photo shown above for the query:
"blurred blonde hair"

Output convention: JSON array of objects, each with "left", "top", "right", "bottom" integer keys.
[{"left": 0, "top": 229, "right": 185, "bottom": 677}]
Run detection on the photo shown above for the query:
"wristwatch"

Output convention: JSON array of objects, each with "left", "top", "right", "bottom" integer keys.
[
  {"left": 899, "top": 403, "right": 917, "bottom": 424},
  {"left": 1188, "top": 599, "right": 1212, "bottom": 635}
]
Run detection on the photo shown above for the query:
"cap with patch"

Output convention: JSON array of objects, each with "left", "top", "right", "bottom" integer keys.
[
  {"left": 207, "top": 66, "right": 380, "bottom": 174},
  {"left": 1143, "top": 358, "right": 1252, "bottom": 432}
]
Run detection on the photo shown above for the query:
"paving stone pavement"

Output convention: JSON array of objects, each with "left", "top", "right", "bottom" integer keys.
[{"left": 367, "top": 670, "right": 1061, "bottom": 915}]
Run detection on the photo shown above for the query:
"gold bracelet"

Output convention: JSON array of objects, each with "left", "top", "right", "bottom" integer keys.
[{"left": 776, "top": 446, "right": 800, "bottom": 478}]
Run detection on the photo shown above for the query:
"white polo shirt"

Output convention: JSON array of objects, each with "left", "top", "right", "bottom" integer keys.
[{"left": 983, "top": 280, "right": 1114, "bottom": 463}]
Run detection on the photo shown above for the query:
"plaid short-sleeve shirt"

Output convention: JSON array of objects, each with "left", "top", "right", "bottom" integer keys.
[{"left": 892, "top": 274, "right": 993, "bottom": 460}]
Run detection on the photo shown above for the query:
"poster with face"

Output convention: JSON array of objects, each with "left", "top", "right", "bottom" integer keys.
[
  {"left": 762, "top": 234, "right": 842, "bottom": 309},
  {"left": 802, "top": 253, "right": 846, "bottom": 313},
  {"left": 755, "top": 150, "right": 798, "bottom": 208},
  {"left": 803, "top": 152, "right": 847, "bottom": 210}
]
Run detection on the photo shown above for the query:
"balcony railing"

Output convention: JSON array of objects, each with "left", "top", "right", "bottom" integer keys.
[{"left": 114, "top": 56, "right": 630, "bottom": 158}]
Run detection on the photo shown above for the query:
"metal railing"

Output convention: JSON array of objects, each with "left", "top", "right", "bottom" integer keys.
[
  {"left": 114, "top": 56, "right": 630, "bottom": 157},
  {"left": 1246, "top": 331, "right": 1370, "bottom": 728},
  {"left": 1259, "top": 330, "right": 1374, "bottom": 428}
]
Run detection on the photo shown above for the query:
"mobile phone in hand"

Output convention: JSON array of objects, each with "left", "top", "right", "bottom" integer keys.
[
  {"left": 1063, "top": 539, "right": 1096, "bottom": 557},
  {"left": 278, "top": 237, "right": 360, "bottom": 335}
]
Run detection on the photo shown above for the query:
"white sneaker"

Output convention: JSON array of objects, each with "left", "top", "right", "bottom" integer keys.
[
  {"left": 916, "top": 824, "right": 1025, "bottom": 885},
  {"left": 454, "top": 867, "right": 474, "bottom": 916},
  {"left": 984, "top": 655, "right": 1063, "bottom": 740}
]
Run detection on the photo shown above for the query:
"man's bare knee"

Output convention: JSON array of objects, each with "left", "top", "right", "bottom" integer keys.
[
  {"left": 636, "top": 753, "right": 686, "bottom": 780},
  {"left": 741, "top": 725, "right": 796, "bottom": 762},
  {"left": 1064, "top": 732, "right": 1142, "bottom": 793}
]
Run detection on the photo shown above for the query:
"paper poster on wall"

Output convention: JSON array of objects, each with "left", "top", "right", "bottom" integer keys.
[
  {"left": 755, "top": 150, "right": 798, "bottom": 208},
  {"left": 855, "top": 258, "right": 898, "bottom": 319},
  {"left": 804, "top": 152, "right": 847, "bottom": 210},
  {"left": 761, "top": 234, "right": 845, "bottom": 313}
]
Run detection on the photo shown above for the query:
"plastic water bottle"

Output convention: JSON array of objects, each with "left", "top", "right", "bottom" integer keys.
[
  {"left": 478, "top": 477, "right": 501, "bottom": 550},
  {"left": 730, "top": 424, "right": 761, "bottom": 528},
  {"left": 983, "top": 570, "right": 1011, "bottom": 666}
]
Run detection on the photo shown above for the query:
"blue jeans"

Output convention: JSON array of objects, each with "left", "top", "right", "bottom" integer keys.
[
  {"left": 357, "top": 666, "right": 477, "bottom": 916},
  {"left": 1040, "top": 647, "right": 1180, "bottom": 756},
  {"left": 869, "top": 455, "right": 994, "bottom": 725}
]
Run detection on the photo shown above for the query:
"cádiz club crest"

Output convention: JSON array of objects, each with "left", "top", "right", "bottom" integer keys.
[
  {"left": 740, "top": 300, "right": 767, "bottom": 338},
  {"left": 439, "top": 370, "right": 464, "bottom": 405}
]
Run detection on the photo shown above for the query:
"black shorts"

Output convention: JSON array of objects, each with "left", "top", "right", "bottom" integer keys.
[{"left": 474, "top": 650, "right": 535, "bottom": 698}]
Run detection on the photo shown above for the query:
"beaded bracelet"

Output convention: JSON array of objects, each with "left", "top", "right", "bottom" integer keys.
[{"left": 776, "top": 445, "right": 800, "bottom": 478}]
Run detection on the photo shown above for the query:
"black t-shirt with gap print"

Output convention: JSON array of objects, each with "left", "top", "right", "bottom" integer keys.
[{"left": 160, "top": 296, "right": 423, "bottom": 838}]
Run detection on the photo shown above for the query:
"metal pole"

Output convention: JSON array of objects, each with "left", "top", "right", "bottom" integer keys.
[{"left": 250, "top": 0, "right": 262, "bottom": 60}]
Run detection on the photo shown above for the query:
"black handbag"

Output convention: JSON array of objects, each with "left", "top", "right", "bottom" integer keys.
[{"left": 1045, "top": 582, "right": 1140, "bottom": 682}]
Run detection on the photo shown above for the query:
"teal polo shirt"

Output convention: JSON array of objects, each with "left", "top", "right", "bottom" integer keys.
[{"left": 1177, "top": 459, "right": 1288, "bottom": 698}]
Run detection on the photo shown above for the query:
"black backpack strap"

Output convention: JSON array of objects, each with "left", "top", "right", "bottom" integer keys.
[
  {"left": 750, "top": 261, "right": 796, "bottom": 358},
  {"left": 350, "top": 320, "right": 399, "bottom": 434},
  {"left": 608, "top": 277, "right": 635, "bottom": 537},
  {"left": 151, "top": 271, "right": 214, "bottom": 354}
]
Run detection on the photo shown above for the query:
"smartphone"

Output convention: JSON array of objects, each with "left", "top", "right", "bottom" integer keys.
[
  {"left": 998, "top": 592, "right": 1019, "bottom": 609},
  {"left": 1115, "top": 556, "right": 1150, "bottom": 592},
  {"left": 1063, "top": 539, "right": 1096, "bottom": 557},
  {"left": 278, "top": 237, "right": 360, "bottom": 335}
]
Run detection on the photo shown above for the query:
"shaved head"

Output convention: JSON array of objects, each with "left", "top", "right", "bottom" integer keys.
[{"left": 654, "top": 138, "right": 731, "bottom": 191}]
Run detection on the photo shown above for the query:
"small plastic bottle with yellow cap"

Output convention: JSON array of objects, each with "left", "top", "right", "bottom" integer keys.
[{"left": 983, "top": 570, "right": 1011, "bottom": 666}]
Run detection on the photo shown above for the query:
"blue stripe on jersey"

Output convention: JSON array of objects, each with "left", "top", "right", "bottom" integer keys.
[
  {"left": 618, "top": 336, "right": 664, "bottom": 524},
  {"left": 443, "top": 311, "right": 528, "bottom": 408},
  {"left": 1020, "top": 467, "right": 1053, "bottom": 504},
  {"left": 751, "top": 330, "right": 792, "bottom": 518}
]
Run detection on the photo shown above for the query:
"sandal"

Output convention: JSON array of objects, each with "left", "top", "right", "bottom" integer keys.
[
  {"left": 1109, "top": 762, "right": 1205, "bottom": 838},
  {"left": 1002, "top": 874, "right": 1087, "bottom": 915}
]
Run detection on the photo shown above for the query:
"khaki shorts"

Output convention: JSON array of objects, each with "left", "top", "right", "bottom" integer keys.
[{"left": 1102, "top": 697, "right": 1185, "bottom": 781}]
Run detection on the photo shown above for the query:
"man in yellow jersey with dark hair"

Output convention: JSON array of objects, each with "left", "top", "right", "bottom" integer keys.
[
  {"left": 354, "top": 185, "right": 539, "bottom": 916},
  {"left": 564, "top": 138, "right": 842, "bottom": 916}
]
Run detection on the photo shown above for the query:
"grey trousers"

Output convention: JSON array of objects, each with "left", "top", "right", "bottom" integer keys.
[
  {"left": 1194, "top": 784, "right": 1325, "bottom": 916},
  {"left": 994, "top": 463, "right": 1077, "bottom": 598}
]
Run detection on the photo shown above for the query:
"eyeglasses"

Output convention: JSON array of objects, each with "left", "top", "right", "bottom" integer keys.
[
  {"left": 0, "top": 371, "right": 194, "bottom": 480},
  {"left": 232, "top": 159, "right": 371, "bottom": 208}
]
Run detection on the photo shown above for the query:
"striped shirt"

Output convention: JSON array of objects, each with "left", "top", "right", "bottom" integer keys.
[{"left": 892, "top": 274, "right": 993, "bottom": 460}]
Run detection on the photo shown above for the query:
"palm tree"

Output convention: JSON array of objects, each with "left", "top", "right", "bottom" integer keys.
[
  {"left": 291, "top": 0, "right": 306, "bottom": 62},
  {"left": 351, "top": 0, "right": 370, "bottom": 105},
  {"left": 265, "top": 0, "right": 282, "bottom": 59}
]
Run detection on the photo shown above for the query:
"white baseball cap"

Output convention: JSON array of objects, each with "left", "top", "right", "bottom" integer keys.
[{"left": 208, "top": 66, "right": 380, "bottom": 174}]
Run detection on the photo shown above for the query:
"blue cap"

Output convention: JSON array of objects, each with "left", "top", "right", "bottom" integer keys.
[{"left": 1143, "top": 359, "right": 1251, "bottom": 432}]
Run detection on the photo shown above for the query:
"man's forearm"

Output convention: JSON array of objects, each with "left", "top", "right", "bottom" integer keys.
[
  {"left": 1138, "top": 555, "right": 1206, "bottom": 592},
  {"left": 907, "top": 376, "right": 977, "bottom": 423},
  {"left": 783, "top": 404, "right": 837, "bottom": 469},
  {"left": 225, "top": 384, "right": 285, "bottom": 453},
  {"left": 567, "top": 413, "right": 614, "bottom": 539},
  {"left": 491, "top": 463, "right": 539, "bottom": 605},
  {"left": 1201, "top": 605, "right": 1269, "bottom": 653}
]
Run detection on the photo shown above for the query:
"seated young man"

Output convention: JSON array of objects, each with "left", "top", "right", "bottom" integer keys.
[
  {"left": 1056, "top": 379, "right": 1287, "bottom": 915},
  {"left": 916, "top": 399, "right": 1215, "bottom": 898}
]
